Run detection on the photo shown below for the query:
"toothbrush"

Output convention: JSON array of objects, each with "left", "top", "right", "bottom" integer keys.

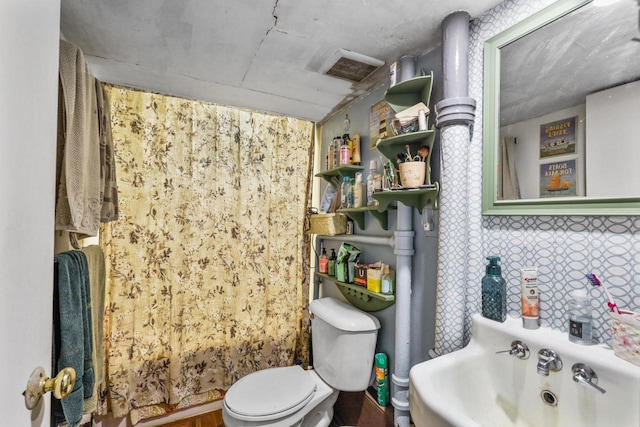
[{"left": 586, "top": 273, "right": 621, "bottom": 314}]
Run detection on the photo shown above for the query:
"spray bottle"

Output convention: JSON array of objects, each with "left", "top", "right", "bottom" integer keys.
[{"left": 375, "top": 353, "right": 389, "bottom": 406}]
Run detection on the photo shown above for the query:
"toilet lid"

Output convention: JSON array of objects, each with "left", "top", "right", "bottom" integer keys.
[{"left": 224, "top": 365, "right": 317, "bottom": 421}]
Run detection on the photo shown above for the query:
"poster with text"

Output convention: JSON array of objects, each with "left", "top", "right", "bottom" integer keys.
[
  {"left": 369, "top": 100, "right": 395, "bottom": 149},
  {"left": 540, "top": 159, "right": 577, "bottom": 198},
  {"left": 539, "top": 116, "right": 577, "bottom": 158}
]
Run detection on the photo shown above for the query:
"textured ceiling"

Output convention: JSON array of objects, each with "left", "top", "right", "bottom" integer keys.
[
  {"left": 60, "top": 0, "right": 503, "bottom": 122},
  {"left": 500, "top": 0, "right": 640, "bottom": 126}
]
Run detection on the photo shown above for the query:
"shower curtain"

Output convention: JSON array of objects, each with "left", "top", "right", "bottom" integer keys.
[
  {"left": 498, "top": 137, "right": 521, "bottom": 200},
  {"left": 99, "top": 85, "right": 314, "bottom": 423}
]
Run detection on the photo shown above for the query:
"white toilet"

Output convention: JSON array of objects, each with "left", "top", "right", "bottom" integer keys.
[{"left": 222, "top": 297, "right": 381, "bottom": 427}]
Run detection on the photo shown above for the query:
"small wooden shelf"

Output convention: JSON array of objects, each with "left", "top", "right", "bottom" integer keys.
[
  {"left": 315, "top": 272, "right": 395, "bottom": 312},
  {"left": 373, "top": 184, "right": 439, "bottom": 213},
  {"left": 375, "top": 127, "right": 436, "bottom": 162},
  {"left": 315, "top": 165, "right": 364, "bottom": 183},
  {"left": 337, "top": 206, "right": 395, "bottom": 230},
  {"left": 384, "top": 72, "right": 434, "bottom": 114}
]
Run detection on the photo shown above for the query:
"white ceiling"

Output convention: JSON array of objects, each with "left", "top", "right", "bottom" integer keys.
[
  {"left": 60, "top": 0, "right": 503, "bottom": 122},
  {"left": 500, "top": 0, "right": 640, "bottom": 126}
]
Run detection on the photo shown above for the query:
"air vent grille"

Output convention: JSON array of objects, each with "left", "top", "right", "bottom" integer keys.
[
  {"left": 325, "top": 57, "right": 378, "bottom": 82},
  {"left": 321, "top": 49, "right": 384, "bottom": 82}
]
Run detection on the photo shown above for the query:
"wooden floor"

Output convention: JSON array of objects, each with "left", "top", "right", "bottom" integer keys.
[
  {"left": 159, "top": 410, "right": 224, "bottom": 427},
  {"left": 160, "top": 389, "right": 408, "bottom": 427}
]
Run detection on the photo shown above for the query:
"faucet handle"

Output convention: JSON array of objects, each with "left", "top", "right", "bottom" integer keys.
[
  {"left": 496, "top": 340, "right": 530, "bottom": 360},
  {"left": 572, "top": 363, "right": 606, "bottom": 394}
]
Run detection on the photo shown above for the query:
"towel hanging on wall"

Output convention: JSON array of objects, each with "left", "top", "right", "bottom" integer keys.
[{"left": 52, "top": 250, "right": 94, "bottom": 427}]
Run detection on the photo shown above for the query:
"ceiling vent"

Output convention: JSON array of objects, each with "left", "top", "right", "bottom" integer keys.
[{"left": 321, "top": 49, "right": 385, "bottom": 82}]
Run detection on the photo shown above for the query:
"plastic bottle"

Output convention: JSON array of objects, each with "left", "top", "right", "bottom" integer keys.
[
  {"left": 481, "top": 256, "right": 506, "bottom": 322},
  {"left": 332, "top": 136, "right": 341, "bottom": 168},
  {"left": 344, "top": 133, "right": 353, "bottom": 164},
  {"left": 381, "top": 265, "right": 394, "bottom": 295},
  {"left": 340, "top": 138, "right": 350, "bottom": 165},
  {"left": 367, "top": 160, "right": 382, "bottom": 206},
  {"left": 328, "top": 249, "right": 337, "bottom": 276},
  {"left": 375, "top": 353, "right": 389, "bottom": 406},
  {"left": 568, "top": 290, "right": 593, "bottom": 345},
  {"left": 327, "top": 141, "right": 334, "bottom": 170},
  {"left": 353, "top": 172, "right": 364, "bottom": 208},
  {"left": 352, "top": 134, "right": 361, "bottom": 165},
  {"left": 340, "top": 176, "right": 352, "bottom": 209},
  {"left": 318, "top": 248, "right": 328, "bottom": 274}
]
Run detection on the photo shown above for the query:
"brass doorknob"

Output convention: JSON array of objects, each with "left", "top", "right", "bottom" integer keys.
[{"left": 23, "top": 366, "right": 76, "bottom": 409}]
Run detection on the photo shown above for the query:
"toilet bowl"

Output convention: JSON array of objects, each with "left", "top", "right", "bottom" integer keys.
[
  {"left": 222, "top": 366, "right": 338, "bottom": 427},
  {"left": 222, "top": 297, "right": 380, "bottom": 427}
]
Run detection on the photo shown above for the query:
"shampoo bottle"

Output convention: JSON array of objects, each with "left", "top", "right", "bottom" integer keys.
[
  {"left": 318, "top": 248, "right": 328, "bottom": 274},
  {"left": 568, "top": 290, "right": 593, "bottom": 345},
  {"left": 352, "top": 134, "right": 361, "bottom": 165},
  {"left": 340, "top": 138, "right": 350, "bottom": 165},
  {"left": 481, "top": 256, "right": 507, "bottom": 322}
]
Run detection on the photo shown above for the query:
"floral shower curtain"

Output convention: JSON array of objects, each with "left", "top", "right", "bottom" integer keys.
[{"left": 99, "top": 85, "right": 314, "bottom": 422}]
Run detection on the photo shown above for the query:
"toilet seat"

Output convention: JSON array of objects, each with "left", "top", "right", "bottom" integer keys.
[{"left": 224, "top": 365, "right": 317, "bottom": 422}]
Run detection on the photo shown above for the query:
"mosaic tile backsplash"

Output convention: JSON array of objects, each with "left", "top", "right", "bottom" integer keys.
[{"left": 435, "top": 0, "right": 640, "bottom": 354}]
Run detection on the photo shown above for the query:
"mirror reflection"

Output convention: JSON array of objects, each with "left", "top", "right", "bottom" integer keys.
[{"left": 497, "top": 0, "right": 640, "bottom": 201}]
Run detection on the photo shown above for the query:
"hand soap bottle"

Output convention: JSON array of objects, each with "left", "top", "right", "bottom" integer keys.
[{"left": 482, "top": 256, "right": 507, "bottom": 322}]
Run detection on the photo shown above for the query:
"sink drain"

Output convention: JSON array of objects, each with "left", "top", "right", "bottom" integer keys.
[{"left": 540, "top": 389, "right": 558, "bottom": 406}]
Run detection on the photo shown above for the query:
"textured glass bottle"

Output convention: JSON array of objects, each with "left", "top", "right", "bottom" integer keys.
[{"left": 482, "top": 256, "right": 507, "bottom": 322}]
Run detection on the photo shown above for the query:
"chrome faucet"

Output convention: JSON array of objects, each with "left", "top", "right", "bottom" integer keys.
[
  {"left": 496, "top": 340, "right": 530, "bottom": 360},
  {"left": 537, "top": 349, "right": 562, "bottom": 376},
  {"left": 572, "top": 363, "right": 606, "bottom": 394}
]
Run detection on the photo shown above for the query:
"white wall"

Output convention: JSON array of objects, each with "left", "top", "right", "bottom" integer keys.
[
  {"left": 0, "top": 0, "right": 60, "bottom": 425},
  {"left": 501, "top": 104, "right": 586, "bottom": 199},
  {"left": 586, "top": 80, "right": 640, "bottom": 197}
]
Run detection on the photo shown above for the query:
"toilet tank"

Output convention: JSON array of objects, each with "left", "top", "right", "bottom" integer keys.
[{"left": 309, "top": 297, "right": 380, "bottom": 391}]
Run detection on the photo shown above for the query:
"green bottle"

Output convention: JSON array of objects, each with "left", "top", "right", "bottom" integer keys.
[
  {"left": 481, "top": 256, "right": 507, "bottom": 322},
  {"left": 375, "top": 353, "right": 389, "bottom": 406},
  {"left": 328, "top": 249, "right": 336, "bottom": 276}
]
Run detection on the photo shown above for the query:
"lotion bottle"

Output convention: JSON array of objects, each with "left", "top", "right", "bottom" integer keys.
[
  {"left": 481, "top": 256, "right": 506, "bottom": 322},
  {"left": 520, "top": 267, "right": 539, "bottom": 329}
]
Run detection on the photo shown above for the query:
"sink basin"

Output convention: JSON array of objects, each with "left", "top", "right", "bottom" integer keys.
[{"left": 410, "top": 313, "right": 640, "bottom": 427}]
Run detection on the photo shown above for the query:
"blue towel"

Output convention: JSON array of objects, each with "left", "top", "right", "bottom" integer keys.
[{"left": 53, "top": 251, "right": 94, "bottom": 427}]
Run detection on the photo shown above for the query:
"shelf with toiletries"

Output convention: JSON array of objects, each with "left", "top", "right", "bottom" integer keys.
[
  {"left": 369, "top": 69, "right": 439, "bottom": 214},
  {"left": 375, "top": 127, "right": 435, "bottom": 166},
  {"left": 336, "top": 205, "right": 396, "bottom": 230},
  {"left": 315, "top": 272, "right": 395, "bottom": 312},
  {"left": 315, "top": 164, "right": 364, "bottom": 183}
]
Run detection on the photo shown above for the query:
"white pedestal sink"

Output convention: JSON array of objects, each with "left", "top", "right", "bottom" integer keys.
[{"left": 409, "top": 314, "right": 640, "bottom": 427}]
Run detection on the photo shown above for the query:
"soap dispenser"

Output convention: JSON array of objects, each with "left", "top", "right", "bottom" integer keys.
[{"left": 482, "top": 256, "right": 507, "bottom": 322}]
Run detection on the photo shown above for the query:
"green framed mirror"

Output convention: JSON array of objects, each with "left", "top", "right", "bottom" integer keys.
[{"left": 482, "top": 0, "right": 640, "bottom": 215}]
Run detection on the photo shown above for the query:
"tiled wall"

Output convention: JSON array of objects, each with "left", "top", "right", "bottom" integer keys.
[{"left": 436, "top": 0, "right": 640, "bottom": 352}]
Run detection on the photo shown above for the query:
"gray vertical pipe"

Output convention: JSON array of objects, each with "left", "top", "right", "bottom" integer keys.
[
  {"left": 391, "top": 204, "right": 414, "bottom": 427},
  {"left": 391, "top": 58, "right": 417, "bottom": 427},
  {"left": 435, "top": 11, "right": 476, "bottom": 129},
  {"left": 442, "top": 12, "right": 469, "bottom": 99}
]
